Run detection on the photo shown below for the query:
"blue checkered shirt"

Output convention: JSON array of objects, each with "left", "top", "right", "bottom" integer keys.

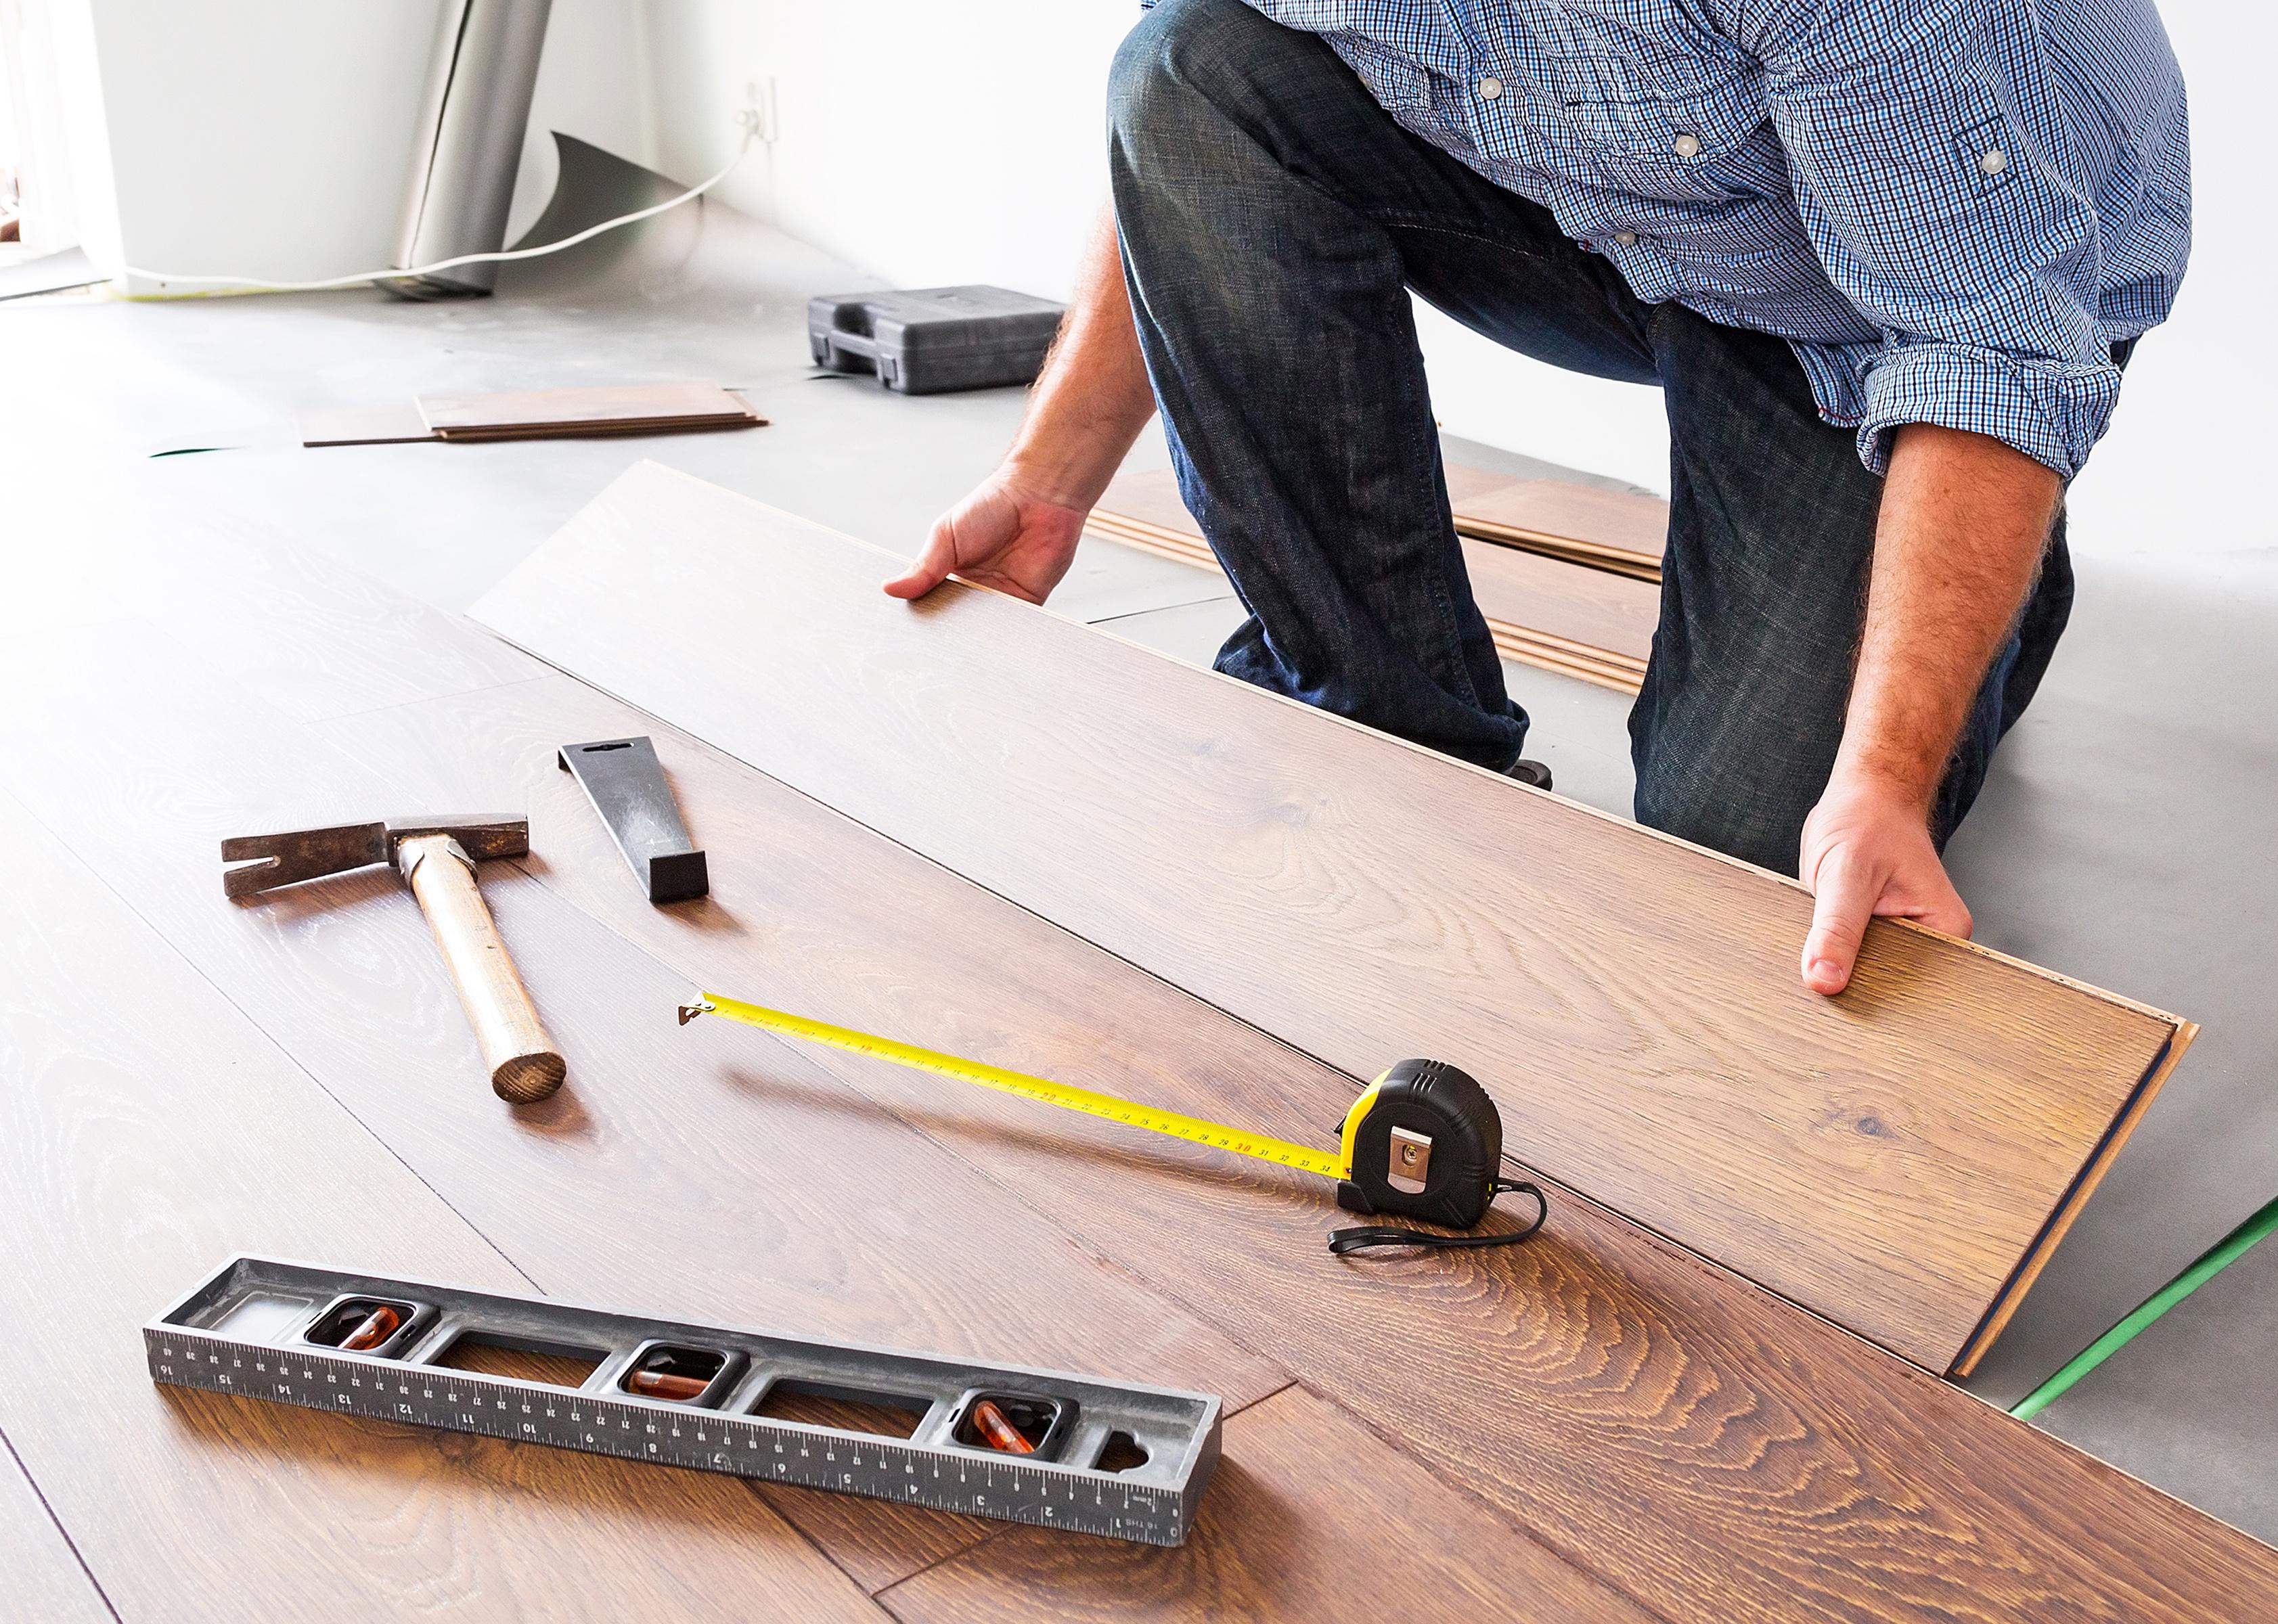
[{"left": 1201, "top": 0, "right": 2190, "bottom": 477}]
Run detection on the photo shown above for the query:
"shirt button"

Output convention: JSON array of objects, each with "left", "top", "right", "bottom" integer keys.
[
  {"left": 1477, "top": 76, "right": 1502, "bottom": 100},
  {"left": 1672, "top": 133, "right": 1701, "bottom": 158},
  {"left": 1979, "top": 147, "right": 2009, "bottom": 175},
  {"left": 1613, "top": 231, "right": 1638, "bottom": 246}
]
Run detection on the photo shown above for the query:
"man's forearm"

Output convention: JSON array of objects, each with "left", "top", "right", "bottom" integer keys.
[
  {"left": 1794, "top": 424, "right": 2061, "bottom": 994},
  {"left": 1005, "top": 206, "right": 1159, "bottom": 509},
  {"left": 1837, "top": 424, "right": 2064, "bottom": 808}
]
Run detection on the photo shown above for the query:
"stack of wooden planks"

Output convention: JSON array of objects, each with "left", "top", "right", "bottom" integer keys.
[
  {"left": 1084, "top": 464, "right": 1667, "bottom": 693},
  {"left": 1442, "top": 463, "right": 1668, "bottom": 581}
]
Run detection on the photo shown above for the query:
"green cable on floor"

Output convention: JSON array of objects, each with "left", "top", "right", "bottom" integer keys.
[{"left": 2011, "top": 1192, "right": 2278, "bottom": 1421}]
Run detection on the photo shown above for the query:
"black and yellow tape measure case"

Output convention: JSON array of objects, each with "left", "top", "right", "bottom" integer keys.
[{"left": 1335, "top": 1059, "right": 1504, "bottom": 1227}]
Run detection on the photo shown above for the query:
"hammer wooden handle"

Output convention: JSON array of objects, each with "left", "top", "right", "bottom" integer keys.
[{"left": 399, "top": 834, "right": 566, "bottom": 1103}]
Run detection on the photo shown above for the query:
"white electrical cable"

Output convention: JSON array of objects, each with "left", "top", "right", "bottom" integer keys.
[{"left": 122, "top": 136, "right": 751, "bottom": 293}]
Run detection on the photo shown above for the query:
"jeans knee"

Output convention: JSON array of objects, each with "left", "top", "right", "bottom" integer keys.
[
  {"left": 1109, "top": 0, "right": 1276, "bottom": 161},
  {"left": 1634, "top": 766, "right": 1808, "bottom": 877}
]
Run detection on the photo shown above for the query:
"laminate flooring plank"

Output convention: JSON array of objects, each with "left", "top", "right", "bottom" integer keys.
[
  {"left": 0, "top": 788, "right": 883, "bottom": 1624},
  {"left": 0, "top": 632, "right": 1289, "bottom": 1596},
  {"left": 878, "top": 1386, "right": 1663, "bottom": 1624},
  {"left": 317, "top": 674, "right": 2278, "bottom": 1623},
  {"left": 1454, "top": 476, "right": 1671, "bottom": 576},
  {"left": 70, "top": 483, "right": 2266, "bottom": 1615},
  {"left": 1086, "top": 471, "right": 1659, "bottom": 678},
  {"left": 468, "top": 464, "right": 2185, "bottom": 1376},
  {"left": 1460, "top": 536, "right": 1658, "bottom": 665},
  {"left": 416, "top": 382, "right": 759, "bottom": 436},
  {"left": 0, "top": 1432, "right": 113, "bottom": 1624},
  {"left": 13, "top": 549, "right": 1658, "bottom": 1621},
  {"left": 30, "top": 493, "right": 543, "bottom": 725}
]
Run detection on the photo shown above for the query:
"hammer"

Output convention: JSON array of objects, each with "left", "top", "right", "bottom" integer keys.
[{"left": 221, "top": 813, "right": 566, "bottom": 1103}]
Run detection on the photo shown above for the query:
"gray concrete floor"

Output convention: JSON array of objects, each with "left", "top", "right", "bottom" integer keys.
[{"left": 5, "top": 143, "right": 2273, "bottom": 1540}]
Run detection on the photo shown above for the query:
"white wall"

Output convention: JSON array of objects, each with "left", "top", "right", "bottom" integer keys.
[
  {"left": 35, "top": 0, "right": 2267, "bottom": 561},
  {"left": 640, "top": 1, "right": 1132, "bottom": 301},
  {"left": 2065, "top": 3, "right": 2274, "bottom": 566}
]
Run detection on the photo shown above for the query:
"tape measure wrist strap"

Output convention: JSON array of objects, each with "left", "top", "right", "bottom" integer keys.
[{"left": 1327, "top": 1177, "right": 1548, "bottom": 1256}]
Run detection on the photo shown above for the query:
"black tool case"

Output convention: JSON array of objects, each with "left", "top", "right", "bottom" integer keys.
[{"left": 807, "top": 286, "right": 1065, "bottom": 394}]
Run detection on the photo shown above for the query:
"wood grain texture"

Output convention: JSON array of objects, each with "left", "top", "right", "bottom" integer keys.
[
  {"left": 321, "top": 673, "right": 2278, "bottom": 1623},
  {"left": 472, "top": 464, "right": 2185, "bottom": 1374},
  {"left": 879, "top": 1386, "right": 1661, "bottom": 1623},
  {"left": 66, "top": 504, "right": 543, "bottom": 725},
  {"left": 1085, "top": 518, "right": 1649, "bottom": 692},
  {"left": 0, "top": 788, "right": 884, "bottom": 1624},
  {"left": 1459, "top": 535, "right": 1656, "bottom": 665},
  {"left": 30, "top": 487, "right": 2266, "bottom": 1619},
  {"left": 0, "top": 1436, "right": 112, "bottom": 1624},
  {"left": 1455, "top": 476, "right": 1670, "bottom": 577},
  {"left": 1086, "top": 468, "right": 1659, "bottom": 693},
  {"left": 0, "top": 627, "right": 1287, "bottom": 1595}
]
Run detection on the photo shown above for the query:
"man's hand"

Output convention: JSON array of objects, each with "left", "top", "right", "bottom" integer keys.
[
  {"left": 1797, "top": 422, "right": 2059, "bottom": 996},
  {"left": 1797, "top": 770, "right": 1971, "bottom": 995},
  {"left": 883, "top": 470, "right": 1089, "bottom": 605},
  {"left": 885, "top": 204, "right": 1158, "bottom": 606}
]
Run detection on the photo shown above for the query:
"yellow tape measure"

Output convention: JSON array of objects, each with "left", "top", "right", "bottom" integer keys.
[{"left": 679, "top": 991, "right": 1546, "bottom": 1250}]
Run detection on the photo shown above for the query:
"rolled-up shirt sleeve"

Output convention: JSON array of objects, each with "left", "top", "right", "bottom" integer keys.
[{"left": 1741, "top": 0, "right": 2134, "bottom": 477}]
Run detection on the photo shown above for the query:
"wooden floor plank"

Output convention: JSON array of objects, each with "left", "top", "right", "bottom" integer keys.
[
  {"left": 317, "top": 673, "right": 2278, "bottom": 1623},
  {"left": 40, "top": 482, "right": 2273, "bottom": 1618},
  {"left": 1086, "top": 466, "right": 1660, "bottom": 692},
  {"left": 95, "top": 496, "right": 543, "bottom": 724},
  {"left": 2, "top": 503, "right": 1653, "bottom": 1620},
  {"left": 878, "top": 1386, "right": 1663, "bottom": 1623},
  {"left": 1452, "top": 475, "right": 1670, "bottom": 577},
  {"left": 1460, "top": 533, "right": 1657, "bottom": 664},
  {"left": 468, "top": 464, "right": 2183, "bottom": 1376},
  {"left": 0, "top": 788, "right": 884, "bottom": 1624},
  {"left": 0, "top": 630, "right": 1289, "bottom": 1597},
  {"left": 0, "top": 1434, "right": 112, "bottom": 1624}
]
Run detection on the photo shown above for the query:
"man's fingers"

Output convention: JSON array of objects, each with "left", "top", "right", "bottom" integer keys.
[
  {"left": 1801, "top": 846, "right": 1881, "bottom": 997},
  {"left": 882, "top": 524, "right": 960, "bottom": 600},
  {"left": 1910, "top": 882, "right": 1973, "bottom": 941}
]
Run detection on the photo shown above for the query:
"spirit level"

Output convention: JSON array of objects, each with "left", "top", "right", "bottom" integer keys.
[{"left": 148, "top": 1257, "right": 1220, "bottom": 1545}]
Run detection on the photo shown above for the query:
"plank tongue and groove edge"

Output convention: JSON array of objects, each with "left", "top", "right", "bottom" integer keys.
[{"left": 472, "top": 461, "right": 2193, "bottom": 1376}]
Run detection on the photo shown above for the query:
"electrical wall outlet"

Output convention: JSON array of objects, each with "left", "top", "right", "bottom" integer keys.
[{"left": 738, "top": 78, "right": 778, "bottom": 147}]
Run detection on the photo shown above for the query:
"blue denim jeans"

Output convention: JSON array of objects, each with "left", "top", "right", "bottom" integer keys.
[{"left": 1107, "top": 0, "right": 2076, "bottom": 874}]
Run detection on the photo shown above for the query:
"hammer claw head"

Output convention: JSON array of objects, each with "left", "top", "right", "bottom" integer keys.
[
  {"left": 383, "top": 813, "right": 530, "bottom": 863},
  {"left": 221, "top": 813, "right": 527, "bottom": 897},
  {"left": 222, "top": 821, "right": 388, "bottom": 898}
]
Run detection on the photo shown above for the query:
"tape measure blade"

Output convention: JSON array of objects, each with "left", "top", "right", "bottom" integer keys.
[{"left": 698, "top": 993, "right": 1343, "bottom": 1181}]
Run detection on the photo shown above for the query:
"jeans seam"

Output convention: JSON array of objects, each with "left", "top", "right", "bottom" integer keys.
[
  {"left": 1398, "top": 387, "right": 1490, "bottom": 717},
  {"left": 1374, "top": 217, "right": 1555, "bottom": 265}
]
